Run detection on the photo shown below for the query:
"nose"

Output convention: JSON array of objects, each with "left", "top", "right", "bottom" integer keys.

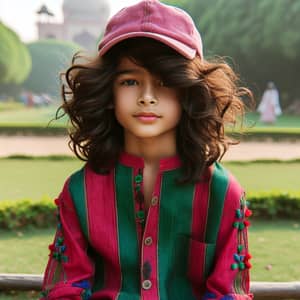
[
  {"left": 137, "top": 81, "right": 158, "bottom": 106},
  {"left": 138, "top": 97, "right": 158, "bottom": 106}
]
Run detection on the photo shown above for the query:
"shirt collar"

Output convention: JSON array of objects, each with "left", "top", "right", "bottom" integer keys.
[{"left": 119, "top": 152, "right": 182, "bottom": 171}]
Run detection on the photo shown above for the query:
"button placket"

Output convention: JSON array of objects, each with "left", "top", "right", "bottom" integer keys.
[
  {"left": 144, "top": 236, "right": 153, "bottom": 246},
  {"left": 142, "top": 279, "right": 152, "bottom": 290},
  {"left": 151, "top": 196, "right": 158, "bottom": 206},
  {"left": 140, "top": 175, "right": 162, "bottom": 297}
]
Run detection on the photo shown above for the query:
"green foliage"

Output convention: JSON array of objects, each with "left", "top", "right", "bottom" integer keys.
[
  {"left": 249, "top": 191, "right": 300, "bottom": 219},
  {"left": 0, "top": 124, "right": 68, "bottom": 136},
  {"left": 23, "top": 39, "right": 81, "bottom": 96},
  {"left": 163, "top": 0, "right": 300, "bottom": 107},
  {"left": 0, "top": 22, "right": 31, "bottom": 85},
  {"left": 1, "top": 192, "right": 299, "bottom": 229},
  {"left": 0, "top": 197, "right": 56, "bottom": 229}
]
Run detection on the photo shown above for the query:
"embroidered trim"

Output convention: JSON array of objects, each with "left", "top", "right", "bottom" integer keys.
[
  {"left": 72, "top": 280, "right": 92, "bottom": 300},
  {"left": 231, "top": 194, "right": 252, "bottom": 294},
  {"left": 220, "top": 296, "right": 234, "bottom": 300},
  {"left": 202, "top": 292, "right": 236, "bottom": 300},
  {"left": 202, "top": 291, "right": 217, "bottom": 299},
  {"left": 134, "top": 168, "right": 145, "bottom": 229},
  {"left": 40, "top": 289, "right": 49, "bottom": 299},
  {"left": 41, "top": 197, "right": 68, "bottom": 297}
]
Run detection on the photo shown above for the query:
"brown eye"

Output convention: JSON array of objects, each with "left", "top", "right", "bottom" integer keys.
[{"left": 121, "top": 79, "right": 138, "bottom": 86}]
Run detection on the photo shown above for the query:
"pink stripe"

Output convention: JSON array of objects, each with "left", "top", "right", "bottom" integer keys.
[
  {"left": 206, "top": 174, "right": 247, "bottom": 298},
  {"left": 133, "top": 167, "right": 144, "bottom": 247},
  {"left": 189, "top": 167, "right": 212, "bottom": 297},
  {"left": 85, "top": 166, "right": 121, "bottom": 297},
  {"left": 140, "top": 172, "right": 162, "bottom": 300}
]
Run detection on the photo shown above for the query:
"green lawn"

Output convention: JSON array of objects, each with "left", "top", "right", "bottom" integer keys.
[
  {"left": 223, "top": 161, "right": 300, "bottom": 193},
  {"left": 0, "top": 158, "right": 299, "bottom": 201},
  {"left": 245, "top": 112, "right": 300, "bottom": 128},
  {"left": 0, "top": 104, "right": 299, "bottom": 129},
  {"left": 0, "top": 158, "right": 83, "bottom": 201},
  {"left": 0, "top": 220, "right": 299, "bottom": 300},
  {"left": 0, "top": 105, "right": 66, "bottom": 126},
  {"left": 0, "top": 291, "right": 40, "bottom": 300},
  {"left": 249, "top": 220, "right": 300, "bottom": 281}
]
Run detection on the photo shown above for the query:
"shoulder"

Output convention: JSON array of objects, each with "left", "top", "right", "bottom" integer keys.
[
  {"left": 67, "top": 163, "right": 112, "bottom": 193},
  {"left": 210, "top": 162, "right": 244, "bottom": 201}
]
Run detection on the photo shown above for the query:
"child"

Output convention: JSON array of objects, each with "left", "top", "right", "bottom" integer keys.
[
  {"left": 40, "top": 1, "right": 253, "bottom": 299},
  {"left": 257, "top": 81, "right": 282, "bottom": 124}
]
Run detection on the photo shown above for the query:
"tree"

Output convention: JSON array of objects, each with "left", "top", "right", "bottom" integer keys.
[
  {"left": 23, "top": 39, "right": 81, "bottom": 97},
  {"left": 163, "top": 0, "right": 300, "bottom": 107},
  {"left": 0, "top": 22, "right": 31, "bottom": 85}
]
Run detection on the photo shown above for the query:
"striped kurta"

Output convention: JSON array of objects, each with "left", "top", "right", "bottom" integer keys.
[{"left": 40, "top": 152, "right": 253, "bottom": 300}]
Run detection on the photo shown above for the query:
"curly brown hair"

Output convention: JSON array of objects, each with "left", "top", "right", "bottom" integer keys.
[{"left": 57, "top": 37, "right": 253, "bottom": 183}]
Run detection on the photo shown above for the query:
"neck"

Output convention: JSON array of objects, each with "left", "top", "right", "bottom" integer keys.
[{"left": 123, "top": 132, "right": 177, "bottom": 165}]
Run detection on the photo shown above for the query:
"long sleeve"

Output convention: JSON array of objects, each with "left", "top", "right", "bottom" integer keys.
[
  {"left": 202, "top": 175, "right": 253, "bottom": 300},
  {"left": 40, "top": 178, "right": 95, "bottom": 300}
]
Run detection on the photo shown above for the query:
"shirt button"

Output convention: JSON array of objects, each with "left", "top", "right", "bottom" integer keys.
[
  {"left": 151, "top": 196, "right": 158, "bottom": 206},
  {"left": 142, "top": 279, "right": 152, "bottom": 290},
  {"left": 144, "top": 236, "right": 153, "bottom": 246}
]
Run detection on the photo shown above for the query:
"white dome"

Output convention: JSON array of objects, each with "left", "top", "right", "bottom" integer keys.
[{"left": 63, "top": 0, "right": 110, "bottom": 19}]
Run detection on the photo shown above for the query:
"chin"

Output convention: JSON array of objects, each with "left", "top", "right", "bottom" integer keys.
[{"left": 129, "top": 129, "right": 164, "bottom": 139}]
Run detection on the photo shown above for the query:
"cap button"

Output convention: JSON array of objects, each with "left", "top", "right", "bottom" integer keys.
[
  {"left": 144, "top": 236, "right": 153, "bottom": 246},
  {"left": 151, "top": 196, "right": 158, "bottom": 206},
  {"left": 142, "top": 279, "right": 152, "bottom": 290}
]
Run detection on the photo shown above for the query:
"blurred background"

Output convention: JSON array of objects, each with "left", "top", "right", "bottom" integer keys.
[{"left": 0, "top": 0, "right": 300, "bottom": 299}]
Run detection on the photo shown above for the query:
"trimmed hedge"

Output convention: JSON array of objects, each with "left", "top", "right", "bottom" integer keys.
[
  {"left": 0, "top": 124, "right": 68, "bottom": 136},
  {"left": 1, "top": 191, "right": 300, "bottom": 229},
  {"left": 0, "top": 197, "right": 56, "bottom": 229},
  {"left": 249, "top": 191, "right": 300, "bottom": 219}
]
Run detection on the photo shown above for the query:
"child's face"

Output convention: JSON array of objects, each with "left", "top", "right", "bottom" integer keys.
[{"left": 113, "top": 57, "right": 182, "bottom": 142}]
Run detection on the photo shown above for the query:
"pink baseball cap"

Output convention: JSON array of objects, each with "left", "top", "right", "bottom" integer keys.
[{"left": 98, "top": 0, "right": 203, "bottom": 60}]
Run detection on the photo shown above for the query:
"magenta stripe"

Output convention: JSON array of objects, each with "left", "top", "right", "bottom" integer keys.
[
  {"left": 140, "top": 172, "right": 162, "bottom": 300},
  {"left": 189, "top": 167, "right": 212, "bottom": 297},
  {"left": 85, "top": 167, "right": 121, "bottom": 297}
]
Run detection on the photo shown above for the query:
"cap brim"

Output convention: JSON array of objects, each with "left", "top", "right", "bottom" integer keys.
[{"left": 98, "top": 32, "right": 196, "bottom": 59}]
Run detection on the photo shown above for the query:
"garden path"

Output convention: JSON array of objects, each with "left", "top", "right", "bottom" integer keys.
[{"left": 0, "top": 136, "right": 300, "bottom": 161}]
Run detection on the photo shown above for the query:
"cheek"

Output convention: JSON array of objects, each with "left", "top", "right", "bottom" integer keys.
[
  {"left": 164, "top": 97, "right": 182, "bottom": 124},
  {"left": 113, "top": 97, "right": 132, "bottom": 127}
]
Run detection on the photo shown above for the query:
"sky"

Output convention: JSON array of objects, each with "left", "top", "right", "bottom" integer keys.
[{"left": 0, "top": 0, "right": 140, "bottom": 42}]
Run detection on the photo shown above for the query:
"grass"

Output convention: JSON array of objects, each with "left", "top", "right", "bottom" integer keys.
[
  {"left": 0, "top": 158, "right": 83, "bottom": 201},
  {"left": 245, "top": 112, "right": 300, "bottom": 128},
  {"left": 0, "top": 105, "right": 67, "bottom": 126},
  {"left": 0, "top": 228, "right": 54, "bottom": 300},
  {"left": 223, "top": 161, "right": 300, "bottom": 193},
  {"left": 0, "top": 220, "right": 299, "bottom": 300},
  {"left": 249, "top": 220, "right": 300, "bottom": 281},
  {"left": 0, "top": 291, "right": 40, "bottom": 300},
  {"left": 0, "top": 158, "right": 299, "bottom": 201},
  {"left": 0, "top": 228, "right": 54, "bottom": 274},
  {"left": 0, "top": 104, "right": 299, "bottom": 129}
]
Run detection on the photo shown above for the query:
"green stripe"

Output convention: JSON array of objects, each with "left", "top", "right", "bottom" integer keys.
[
  {"left": 115, "top": 164, "right": 140, "bottom": 300},
  {"left": 204, "top": 162, "right": 229, "bottom": 278},
  {"left": 158, "top": 169, "right": 196, "bottom": 300},
  {"left": 69, "top": 168, "right": 89, "bottom": 240},
  {"left": 69, "top": 168, "right": 105, "bottom": 291},
  {"left": 89, "top": 249, "right": 104, "bottom": 292}
]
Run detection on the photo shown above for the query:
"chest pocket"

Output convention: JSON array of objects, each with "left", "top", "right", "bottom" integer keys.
[{"left": 188, "top": 163, "right": 230, "bottom": 285}]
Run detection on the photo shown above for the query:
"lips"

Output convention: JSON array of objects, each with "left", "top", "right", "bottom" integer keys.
[{"left": 133, "top": 112, "right": 161, "bottom": 122}]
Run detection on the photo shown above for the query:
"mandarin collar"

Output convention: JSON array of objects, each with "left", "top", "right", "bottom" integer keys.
[{"left": 119, "top": 152, "right": 181, "bottom": 171}]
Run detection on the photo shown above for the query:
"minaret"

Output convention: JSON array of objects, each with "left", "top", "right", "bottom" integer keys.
[{"left": 36, "top": 4, "right": 55, "bottom": 23}]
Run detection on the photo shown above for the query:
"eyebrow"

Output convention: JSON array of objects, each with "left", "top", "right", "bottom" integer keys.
[{"left": 115, "top": 68, "right": 143, "bottom": 77}]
